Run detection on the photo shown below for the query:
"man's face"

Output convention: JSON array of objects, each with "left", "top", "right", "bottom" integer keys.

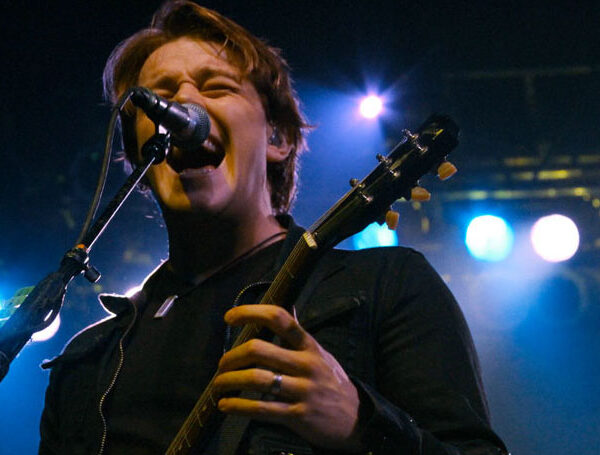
[{"left": 135, "top": 37, "right": 283, "bottom": 221}]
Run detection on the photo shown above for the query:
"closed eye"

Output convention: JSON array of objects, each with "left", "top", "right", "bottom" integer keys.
[{"left": 201, "top": 84, "right": 238, "bottom": 97}]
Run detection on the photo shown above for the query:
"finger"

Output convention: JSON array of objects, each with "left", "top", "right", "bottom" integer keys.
[
  {"left": 218, "top": 396, "right": 301, "bottom": 425},
  {"left": 410, "top": 186, "right": 431, "bottom": 201},
  {"left": 214, "top": 369, "right": 308, "bottom": 400},
  {"left": 437, "top": 161, "right": 457, "bottom": 180},
  {"left": 225, "top": 304, "right": 312, "bottom": 349},
  {"left": 218, "top": 338, "right": 312, "bottom": 375}
]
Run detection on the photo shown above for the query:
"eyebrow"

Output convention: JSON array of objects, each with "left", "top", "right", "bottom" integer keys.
[{"left": 141, "top": 66, "right": 241, "bottom": 89}]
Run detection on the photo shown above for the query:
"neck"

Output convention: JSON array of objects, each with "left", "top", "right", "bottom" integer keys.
[{"left": 163, "top": 211, "right": 286, "bottom": 284}]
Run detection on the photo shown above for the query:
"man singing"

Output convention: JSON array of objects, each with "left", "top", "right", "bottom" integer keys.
[{"left": 39, "top": 1, "right": 508, "bottom": 454}]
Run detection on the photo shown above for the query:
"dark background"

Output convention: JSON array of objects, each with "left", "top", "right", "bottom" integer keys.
[{"left": 1, "top": 1, "right": 599, "bottom": 453}]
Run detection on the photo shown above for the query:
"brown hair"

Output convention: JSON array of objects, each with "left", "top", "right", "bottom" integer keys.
[{"left": 103, "top": 0, "right": 309, "bottom": 213}]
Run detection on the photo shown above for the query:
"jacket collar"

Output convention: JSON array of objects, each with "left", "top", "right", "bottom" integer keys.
[
  {"left": 98, "top": 293, "right": 134, "bottom": 316},
  {"left": 97, "top": 214, "right": 306, "bottom": 316}
]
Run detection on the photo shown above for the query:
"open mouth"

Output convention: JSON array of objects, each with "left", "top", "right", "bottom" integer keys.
[{"left": 167, "top": 137, "right": 225, "bottom": 173}]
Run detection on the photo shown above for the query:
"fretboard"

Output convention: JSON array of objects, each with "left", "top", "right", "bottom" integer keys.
[{"left": 165, "top": 234, "right": 320, "bottom": 454}]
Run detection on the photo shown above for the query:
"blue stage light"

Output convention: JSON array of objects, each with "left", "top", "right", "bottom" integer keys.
[
  {"left": 352, "top": 222, "right": 398, "bottom": 250},
  {"left": 465, "top": 215, "right": 514, "bottom": 261},
  {"left": 359, "top": 95, "right": 383, "bottom": 119},
  {"left": 530, "top": 214, "right": 579, "bottom": 262}
]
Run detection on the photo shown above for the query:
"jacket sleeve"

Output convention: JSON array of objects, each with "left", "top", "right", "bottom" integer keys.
[{"left": 352, "top": 249, "right": 508, "bottom": 454}]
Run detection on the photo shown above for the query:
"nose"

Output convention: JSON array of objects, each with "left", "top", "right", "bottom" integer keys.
[{"left": 172, "top": 82, "right": 204, "bottom": 106}]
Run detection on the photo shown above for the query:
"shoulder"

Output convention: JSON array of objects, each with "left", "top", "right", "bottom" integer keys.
[
  {"left": 314, "top": 245, "right": 436, "bottom": 293},
  {"left": 321, "top": 245, "right": 426, "bottom": 271},
  {"left": 298, "top": 246, "right": 439, "bottom": 322},
  {"left": 42, "top": 294, "right": 132, "bottom": 370},
  {"left": 306, "top": 245, "right": 458, "bottom": 324}
]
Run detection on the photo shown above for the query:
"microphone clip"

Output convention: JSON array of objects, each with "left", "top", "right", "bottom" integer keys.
[{"left": 141, "top": 130, "right": 171, "bottom": 164}]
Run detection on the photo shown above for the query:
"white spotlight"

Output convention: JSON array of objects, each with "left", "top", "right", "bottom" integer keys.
[
  {"left": 31, "top": 314, "right": 61, "bottom": 342},
  {"left": 359, "top": 95, "right": 383, "bottom": 119},
  {"left": 530, "top": 214, "right": 579, "bottom": 262}
]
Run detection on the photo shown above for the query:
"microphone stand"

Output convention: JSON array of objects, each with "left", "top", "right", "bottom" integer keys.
[{"left": 0, "top": 132, "right": 170, "bottom": 383}]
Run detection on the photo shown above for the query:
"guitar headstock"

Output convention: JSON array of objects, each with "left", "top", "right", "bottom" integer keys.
[{"left": 309, "top": 114, "right": 459, "bottom": 249}]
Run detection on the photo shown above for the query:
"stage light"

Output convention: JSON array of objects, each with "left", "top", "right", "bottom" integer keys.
[
  {"left": 465, "top": 215, "right": 514, "bottom": 261},
  {"left": 530, "top": 214, "right": 579, "bottom": 262},
  {"left": 352, "top": 222, "right": 398, "bottom": 250},
  {"left": 359, "top": 95, "right": 383, "bottom": 119},
  {"left": 31, "top": 314, "right": 61, "bottom": 342}
]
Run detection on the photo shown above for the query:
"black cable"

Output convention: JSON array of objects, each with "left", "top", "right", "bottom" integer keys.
[{"left": 75, "top": 90, "right": 134, "bottom": 246}]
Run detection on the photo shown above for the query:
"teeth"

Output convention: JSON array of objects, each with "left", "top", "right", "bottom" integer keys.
[
  {"left": 203, "top": 137, "right": 218, "bottom": 153},
  {"left": 167, "top": 136, "right": 224, "bottom": 173}
]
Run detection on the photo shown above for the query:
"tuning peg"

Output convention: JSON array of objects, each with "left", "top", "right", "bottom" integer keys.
[
  {"left": 385, "top": 209, "right": 400, "bottom": 230},
  {"left": 376, "top": 153, "right": 391, "bottom": 165},
  {"left": 437, "top": 161, "right": 457, "bottom": 180},
  {"left": 349, "top": 178, "right": 359, "bottom": 187},
  {"left": 411, "top": 186, "right": 431, "bottom": 201}
]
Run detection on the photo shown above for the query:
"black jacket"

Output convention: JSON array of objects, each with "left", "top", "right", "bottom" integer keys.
[{"left": 39, "top": 219, "right": 508, "bottom": 454}]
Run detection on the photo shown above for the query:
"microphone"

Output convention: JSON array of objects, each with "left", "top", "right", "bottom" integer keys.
[{"left": 130, "top": 87, "right": 210, "bottom": 152}]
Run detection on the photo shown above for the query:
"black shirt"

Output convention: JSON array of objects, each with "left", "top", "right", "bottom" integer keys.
[
  {"left": 39, "top": 217, "right": 508, "bottom": 454},
  {"left": 104, "top": 241, "right": 283, "bottom": 453}
]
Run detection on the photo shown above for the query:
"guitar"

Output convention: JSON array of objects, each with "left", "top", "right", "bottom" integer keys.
[{"left": 166, "top": 114, "right": 459, "bottom": 454}]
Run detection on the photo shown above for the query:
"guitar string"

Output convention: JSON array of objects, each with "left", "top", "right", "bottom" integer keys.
[
  {"left": 169, "top": 236, "right": 315, "bottom": 452},
  {"left": 169, "top": 238, "right": 305, "bottom": 450}
]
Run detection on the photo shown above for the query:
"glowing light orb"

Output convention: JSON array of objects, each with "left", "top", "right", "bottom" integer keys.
[
  {"left": 359, "top": 95, "right": 383, "bottom": 119},
  {"left": 530, "top": 214, "right": 579, "bottom": 262},
  {"left": 465, "top": 215, "right": 514, "bottom": 262},
  {"left": 353, "top": 222, "right": 398, "bottom": 250},
  {"left": 31, "top": 314, "right": 60, "bottom": 342}
]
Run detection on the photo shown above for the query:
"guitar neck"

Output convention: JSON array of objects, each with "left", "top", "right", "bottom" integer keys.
[
  {"left": 166, "top": 234, "right": 321, "bottom": 454},
  {"left": 165, "top": 114, "right": 459, "bottom": 454}
]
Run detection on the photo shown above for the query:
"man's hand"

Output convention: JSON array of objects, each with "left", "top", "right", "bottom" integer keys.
[{"left": 214, "top": 304, "right": 363, "bottom": 451}]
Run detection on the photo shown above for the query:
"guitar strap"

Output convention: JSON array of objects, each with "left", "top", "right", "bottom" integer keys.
[{"left": 215, "top": 391, "right": 261, "bottom": 455}]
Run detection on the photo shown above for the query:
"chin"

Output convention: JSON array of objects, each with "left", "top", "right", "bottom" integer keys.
[{"left": 159, "top": 191, "right": 230, "bottom": 220}]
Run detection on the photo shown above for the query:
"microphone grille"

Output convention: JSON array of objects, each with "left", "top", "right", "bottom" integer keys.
[{"left": 184, "top": 103, "right": 211, "bottom": 146}]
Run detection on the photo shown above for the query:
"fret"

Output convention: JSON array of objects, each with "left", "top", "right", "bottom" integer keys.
[
  {"left": 282, "top": 263, "right": 296, "bottom": 279},
  {"left": 264, "top": 292, "right": 278, "bottom": 306},
  {"left": 193, "top": 409, "right": 203, "bottom": 427},
  {"left": 208, "top": 393, "right": 216, "bottom": 406}
]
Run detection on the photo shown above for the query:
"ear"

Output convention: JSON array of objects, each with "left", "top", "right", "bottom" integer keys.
[{"left": 266, "top": 126, "right": 292, "bottom": 163}]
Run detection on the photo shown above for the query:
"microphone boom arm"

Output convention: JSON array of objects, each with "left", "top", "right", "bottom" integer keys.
[{"left": 0, "top": 132, "right": 170, "bottom": 383}]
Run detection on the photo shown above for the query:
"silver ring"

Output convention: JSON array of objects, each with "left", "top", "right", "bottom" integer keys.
[{"left": 269, "top": 373, "right": 283, "bottom": 395}]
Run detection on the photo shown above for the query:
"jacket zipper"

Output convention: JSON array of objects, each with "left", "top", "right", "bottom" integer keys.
[
  {"left": 95, "top": 279, "right": 271, "bottom": 453},
  {"left": 97, "top": 300, "right": 138, "bottom": 455}
]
